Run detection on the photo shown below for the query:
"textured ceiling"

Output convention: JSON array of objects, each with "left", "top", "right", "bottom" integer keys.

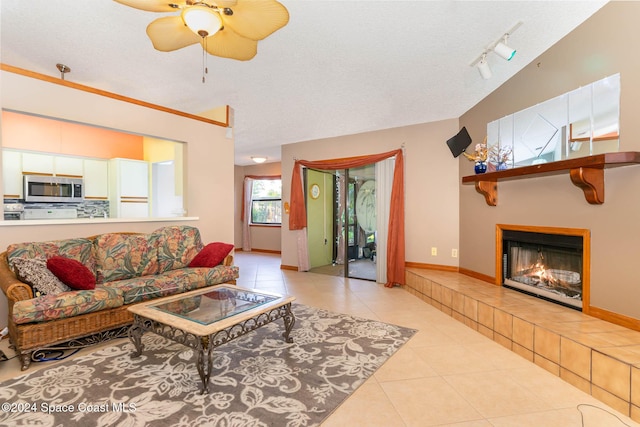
[{"left": 0, "top": 1, "right": 607, "bottom": 165}]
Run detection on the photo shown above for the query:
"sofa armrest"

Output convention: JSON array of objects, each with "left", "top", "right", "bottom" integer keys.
[
  {"left": 223, "top": 254, "right": 234, "bottom": 267},
  {"left": 0, "top": 252, "right": 34, "bottom": 303}
]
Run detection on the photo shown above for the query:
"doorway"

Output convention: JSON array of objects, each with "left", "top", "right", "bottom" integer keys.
[{"left": 306, "top": 165, "right": 377, "bottom": 281}]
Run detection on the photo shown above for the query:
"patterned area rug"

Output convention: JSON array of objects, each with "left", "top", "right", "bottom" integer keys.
[{"left": 0, "top": 304, "right": 415, "bottom": 426}]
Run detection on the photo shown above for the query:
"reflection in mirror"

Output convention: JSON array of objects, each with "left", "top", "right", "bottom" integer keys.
[{"left": 487, "top": 74, "right": 620, "bottom": 169}]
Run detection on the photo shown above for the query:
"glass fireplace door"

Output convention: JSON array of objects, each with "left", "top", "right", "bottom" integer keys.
[{"left": 502, "top": 230, "right": 584, "bottom": 309}]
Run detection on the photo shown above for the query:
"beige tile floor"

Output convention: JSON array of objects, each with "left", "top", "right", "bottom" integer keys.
[{"left": 1, "top": 251, "right": 639, "bottom": 426}]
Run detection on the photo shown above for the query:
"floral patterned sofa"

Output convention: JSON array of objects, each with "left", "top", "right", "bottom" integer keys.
[{"left": 0, "top": 225, "right": 238, "bottom": 370}]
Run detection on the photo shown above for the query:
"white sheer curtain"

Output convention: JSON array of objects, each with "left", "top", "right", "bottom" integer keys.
[
  {"left": 296, "top": 229, "right": 310, "bottom": 271},
  {"left": 375, "top": 157, "right": 395, "bottom": 283},
  {"left": 242, "top": 177, "right": 253, "bottom": 252}
]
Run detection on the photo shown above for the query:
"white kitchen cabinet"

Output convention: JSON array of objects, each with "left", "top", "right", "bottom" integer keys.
[
  {"left": 119, "top": 200, "right": 150, "bottom": 218},
  {"left": 83, "top": 159, "right": 109, "bottom": 199},
  {"left": 54, "top": 156, "right": 84, "bottom": 177},
  {"left": 21, "top": 152, "right": 54, "bottom": 175},
  {"left": 2, "top": 149, "right": 23, "bottom": 198},
  {"left": 111, "top": 158, "right": 149, "bottom": 198},
  {"left": 109, "top": 158, "right": 149, "bottom": 218}
]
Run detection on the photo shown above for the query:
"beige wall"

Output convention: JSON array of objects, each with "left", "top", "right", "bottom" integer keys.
[
  {"left": 233, "top": 162, "right": 282, "bottom": 252},
  {"left": 0, "top": 70, "right": 235, "bottom": 328},
  {"left": 281, "top": 119, "right": 460, "bottom": 269},
  {"left": 459, "top": 2, "right": 640, "bottom": 320}
]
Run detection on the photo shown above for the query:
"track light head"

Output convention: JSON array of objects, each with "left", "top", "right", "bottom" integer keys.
[
  {"left": 493, "top": 36, "right": 516, "bottom": 61},
  {"left": 477, "top": 54, "right": 492, "bottom": 79}
]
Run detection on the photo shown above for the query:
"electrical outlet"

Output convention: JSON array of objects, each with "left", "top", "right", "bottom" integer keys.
[
  {"left": 431, "top": 247, "right": 437, "bottom": 256},
  {"left": 452, "top": 249, "right": 458, "bottom": 258}
]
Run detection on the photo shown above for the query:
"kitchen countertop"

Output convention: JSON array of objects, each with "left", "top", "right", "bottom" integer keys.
[{"left": 0, "top": 216, "right": 199, "bottom": 227}]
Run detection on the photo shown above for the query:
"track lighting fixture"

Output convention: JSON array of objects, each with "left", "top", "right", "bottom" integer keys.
[
  {"left": 477, "top": 54, "right": 492, "bottom": 80},
  {"left": 469, "top": 21, "right": 522, "bottom": 80}
]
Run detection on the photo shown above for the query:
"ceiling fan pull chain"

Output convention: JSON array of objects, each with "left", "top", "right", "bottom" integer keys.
[
  {"left": 202, "top": 40, "right": 207, "bottom": 83},
  {"left": 205, "top": 42, "right": 209, "bottom": 80}
]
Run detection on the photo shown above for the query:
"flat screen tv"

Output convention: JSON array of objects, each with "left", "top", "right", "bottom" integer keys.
[{"left": 446, "top": 126, "right": 472, "bottom": 158}]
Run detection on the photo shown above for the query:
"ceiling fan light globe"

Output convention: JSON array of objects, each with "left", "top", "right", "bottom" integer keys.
[{"left": 182, "top": 6, "right": 222, "bottom": 38}]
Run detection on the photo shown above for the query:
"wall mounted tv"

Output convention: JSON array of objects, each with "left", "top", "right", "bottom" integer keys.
[{"left": 446, "top": 126, "right": 472, "bottom": 158}]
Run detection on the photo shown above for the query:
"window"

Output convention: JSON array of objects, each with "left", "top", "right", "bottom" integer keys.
[{"left": 251, "top": 179, "right": 282, "bottom": 225}]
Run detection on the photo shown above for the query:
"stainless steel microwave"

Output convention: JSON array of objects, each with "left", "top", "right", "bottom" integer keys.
[{"left": 24, "top": 175, "right": 84, "bottom": 203}]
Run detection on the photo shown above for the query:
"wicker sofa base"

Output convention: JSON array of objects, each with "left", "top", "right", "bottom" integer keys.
[{"left": 10, "top": 304, "right": 135, "bottom": 370}]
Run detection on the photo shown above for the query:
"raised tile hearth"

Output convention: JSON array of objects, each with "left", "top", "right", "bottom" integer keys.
[{"left": 405, "top": 267, "right": 640, "bottom": 423}]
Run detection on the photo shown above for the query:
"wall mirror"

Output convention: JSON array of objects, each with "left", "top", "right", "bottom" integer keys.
[{"left": 486, "top": 73, "right": 620, "bottom": 169}]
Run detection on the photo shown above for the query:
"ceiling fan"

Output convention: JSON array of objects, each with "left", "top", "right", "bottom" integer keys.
[{"left": 113, "top": 0, "right": 289, "bottom": 61}]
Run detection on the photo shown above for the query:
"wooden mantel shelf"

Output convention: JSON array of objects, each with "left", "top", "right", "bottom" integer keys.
[{"left": 462, "top": 151, "right": 640, "bottom": 206}]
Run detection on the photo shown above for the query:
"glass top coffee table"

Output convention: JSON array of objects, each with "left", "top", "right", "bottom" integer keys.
[{"left": 127, "top": 284, "right": 296, "bottom": 394}]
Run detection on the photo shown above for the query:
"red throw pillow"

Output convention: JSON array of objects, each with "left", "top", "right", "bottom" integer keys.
[
  {"left": 189, "top": 242, "right": 234, "bottom": 268},
  {"left": 47, "top": 256, "right": 96, "bottom": 290}
]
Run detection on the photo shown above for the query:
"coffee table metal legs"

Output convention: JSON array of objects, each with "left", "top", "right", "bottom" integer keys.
[
  {"left": 128, "top": 315, "right": 145, "bottom": 357},
  {"left": 128, "top": 303, "right": 296, "bottom": 394},
  {"left": 282, "top": 303, "right": 295, "bottom": 343},
  {"left": 196, "top": 341, "right": 215, "bottom": 394}
]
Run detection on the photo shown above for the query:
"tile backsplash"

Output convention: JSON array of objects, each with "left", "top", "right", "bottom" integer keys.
[{"left": 3, "top": 199, "right": 109, "bottom": 219}]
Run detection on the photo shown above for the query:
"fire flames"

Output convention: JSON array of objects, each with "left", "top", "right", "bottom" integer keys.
[{"left": 520, "top": 261, "right": 581, "bottom": 291}]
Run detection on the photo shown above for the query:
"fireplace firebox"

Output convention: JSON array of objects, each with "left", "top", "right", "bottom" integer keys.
[{"left": 498, "top": 226, "right": 589, "bottom": 311}]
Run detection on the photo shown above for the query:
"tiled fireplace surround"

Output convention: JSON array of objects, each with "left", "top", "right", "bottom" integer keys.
[{"left": 405, "top": 267, "right": 640, "bottom": 423}]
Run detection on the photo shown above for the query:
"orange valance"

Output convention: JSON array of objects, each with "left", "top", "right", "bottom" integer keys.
[{"left": 289, "top": 149, "right": 405, "bottom": 287}]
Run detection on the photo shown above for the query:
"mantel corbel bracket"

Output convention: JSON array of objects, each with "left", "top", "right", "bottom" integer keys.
[
  {"left": 569, "top": 166, "right": 604, "bottom": 204},
  {"left": 475, "top": 180, "right": 497, "bottom": 206}
]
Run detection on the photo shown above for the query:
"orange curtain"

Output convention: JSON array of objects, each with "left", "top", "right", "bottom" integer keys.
[{"left": 289, "top": 149, "right": 405, "bottom": 287}]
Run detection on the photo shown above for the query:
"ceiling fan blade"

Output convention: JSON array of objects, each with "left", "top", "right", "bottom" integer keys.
[
  {"left": 113, "top": 0, "right": 188, "bottom": 13},
  {"left": 146, "top": 16, "right": 201, "bottom": 51},
  {"left": 221, "top": 0, "right": 289, "bottom": 40},
  {"left": 215, "top": 0, "right": 239, "bottom": 7},
  {"left": 202, "top": 26, "right": 257, "bottom": 61}
]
